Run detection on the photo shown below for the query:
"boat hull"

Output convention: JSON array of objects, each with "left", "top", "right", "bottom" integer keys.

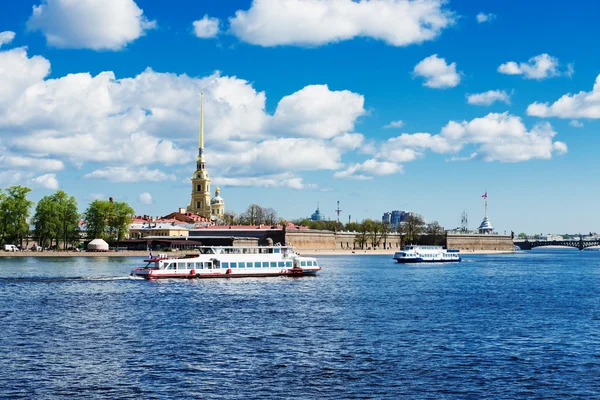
[
  {"left": 394, "top": 258, "right": 461, "bottom": 263},
  {"left": 130, "top": 268, "right": 320, "bottom": 280}
]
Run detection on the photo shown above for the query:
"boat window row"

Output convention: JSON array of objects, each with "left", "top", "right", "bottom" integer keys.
[
  {"left": 222, "top": 261, "right": 292, "bottom": 269},
  {"left": 164, "top": 262, "right": 216, "bottom": 270}
]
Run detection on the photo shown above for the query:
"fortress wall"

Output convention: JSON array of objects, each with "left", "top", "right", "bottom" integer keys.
[
  {"left": 285, "top": 230, "right": 337, "bottom": 250},
  {"left": 285, "top": 230, "right": 403, "bottom": 250},
  {"left": 446, "top": 234, "right": 514, "bottom": 252}
]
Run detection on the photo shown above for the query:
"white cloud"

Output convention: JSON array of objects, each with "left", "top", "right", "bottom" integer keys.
[
  {"left": 569, "top": 120, "right": 583, "bottom": 128},
  {"left": 193, "top": 15, "right": 220, "bottom": 38},
  {"left": 26, "top": 0, "right": 155, "bottom": 50},
  {"left": 31, "top": 173, "right": 59, "bottom": 190},
  {"left": 384, "top": 120, "right": 404, "bottom": 129},
  {"left": 372, "top": 113, "right": 566, "bottom": 163},
  {"left": 413, "top": 54, "right": 461, "bottom": 89},
  {"left": 466, "top": 90, "right": 511, "bottom": 106},
  {"left": 0, "top": 31, "right": 16, "bottom": 47},
  {"left": 271, "top": 85, "right": 365, "bottom": 138},
  {"left": 330, "top": 133, "right": 364, "bottom": 151},
  {"left": 84, "top": 167, "right": 176, "bottom": 182},
  {"left": 334, "top": 159, "right": 403, "bottom": 180},
  {"left": 476, "top": 12, "right": 496, "bottom": 23},
  {"left": 211, "top": 138, "right": 343, "bottom": 177},
  {"left": 0, "top": 155, "right": 64, "bottom": 171},
  {"left": 139, "top": 192, "right": 152, "bottom": 204},
  {"left": 0, "top": 44, "right": 377, "bottom": 189},
  {"left": 215, "top": 173, "right": 316, "bottom": 189},
  {"left": 229, "top": 0, "right": 455, "bottom": 47},
  {"left": 498, "top": 54, "right": 563, "bottom": 80},
  {"left": 527, "top": 74, "right": 600, "bottom": 118}
]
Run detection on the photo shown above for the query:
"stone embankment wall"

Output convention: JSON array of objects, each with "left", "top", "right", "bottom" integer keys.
[
  {"left": 285, "top": 230, "right": 337, "bottom": 250},
  {"left": 445, "top": 234, "right": 514, "bottom": 252},
  {"left": 285, "top": 230, "right": 402, "bottom": 251}
]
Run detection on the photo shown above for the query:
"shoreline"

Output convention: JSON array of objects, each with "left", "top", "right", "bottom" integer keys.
[
  {"left": 297, "top": 249, "right": 515, "bottom": 256},
  {"left": 0, "top": 249, "right": 516, "bottom": 258}
]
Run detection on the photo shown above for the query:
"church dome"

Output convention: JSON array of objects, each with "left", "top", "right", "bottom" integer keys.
[
  {"left": 478, "top": 216, "right": 494, "bottom": 233},
  {"left": 211, "top": 187, "right": 224, "bottom": 205}
]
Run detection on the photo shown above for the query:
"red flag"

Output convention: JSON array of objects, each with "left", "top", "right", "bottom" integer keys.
[{"left": 482, "top": 192, "right": 488, "bottom": 199}]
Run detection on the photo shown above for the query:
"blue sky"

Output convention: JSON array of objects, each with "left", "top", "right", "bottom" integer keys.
[{"left": 0, "top": 0, "right": 599, "bottom": 234}]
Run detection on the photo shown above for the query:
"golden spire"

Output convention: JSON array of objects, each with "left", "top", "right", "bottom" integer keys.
[{"left": 199, "top": 91, "right": 204, "bottom": 151}]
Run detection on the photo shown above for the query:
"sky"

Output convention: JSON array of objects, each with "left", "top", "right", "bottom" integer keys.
[{"left": 0, "top": 0, "right": 599, "bottom": 235}]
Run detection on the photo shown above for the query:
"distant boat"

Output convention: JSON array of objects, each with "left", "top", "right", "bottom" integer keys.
[{"left": 393, "top": 245, "right": 461, "bottom": 263}]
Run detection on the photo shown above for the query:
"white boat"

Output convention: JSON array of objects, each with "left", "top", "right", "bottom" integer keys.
[
  {"left": 130, "top": 245, "right": 321, "bottom": 279},
  {"left": 393, "top": 245, "right": 461, "bottom": 263}
]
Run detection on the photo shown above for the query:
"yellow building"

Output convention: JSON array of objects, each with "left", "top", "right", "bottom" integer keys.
[
  {"left": 129, "top": 224, "right": 189, "bottom": 239},
  {"left": 211, "top": 187, "right": 225, "bottom": 218},
  {"left": 187, "top": 92, "right": 225, "bottom": 218}
]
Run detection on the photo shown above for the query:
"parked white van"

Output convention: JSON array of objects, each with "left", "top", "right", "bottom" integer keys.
[{"left": 3, "top": 244, "right": 19, "bottom": 252}]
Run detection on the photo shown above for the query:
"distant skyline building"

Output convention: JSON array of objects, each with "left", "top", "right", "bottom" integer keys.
[{"left": 382, "top": 210, "right": 409, "bottom": 226}]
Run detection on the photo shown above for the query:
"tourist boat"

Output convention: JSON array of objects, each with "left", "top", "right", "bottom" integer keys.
[
  {"left": 393, "top": 245, "right": 461, "bottom": 263},
  {"left": 130, "top": 245, "right": 321, "bottom": 279}
]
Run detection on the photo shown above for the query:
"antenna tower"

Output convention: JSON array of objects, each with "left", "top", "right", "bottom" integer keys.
[
  {"left": 335, "top": 201, "right": 342, "bottom": 223},
  {"left": 461, "top": 211, "right": 468, "bottom": 233}
]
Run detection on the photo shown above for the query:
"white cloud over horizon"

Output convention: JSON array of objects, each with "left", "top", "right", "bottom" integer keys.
[
  {"left": 476, "top": 12, "right": 496, "bottom": 23},
  {"left": 0, "top": 31, "right": 16, "bottom": 47},
  {"left": 413, "top": 54, "right": 461, "bottom": 89},
  {"left": 229, "top": 0, "right": 455, "bottom": 47},
  {"left": 26, "top": 0, "right": 155, "bottom": 50},
  {"left": 139, "top": 192, "right": 153, "bottom": 204},
  {"left": 527, "top": 74, "right": 600, "bottom": 118},
  {"left": 498, "top": 54, "right": 566, "bottom": 80},
  {"left": 31, "top": 173, "right": 59, "bottom": 190},
  {"left": 193, "top": 15, "right": 220, "bottom": 39},
  {"left": 371, "top": 112, "right": 567, "bottom": 164},
  {"left": 467, "top": 90, "right": 511, "bottom": 106},
  {"left": 384, "top": 120, "right": 404, "bottom": 129}
]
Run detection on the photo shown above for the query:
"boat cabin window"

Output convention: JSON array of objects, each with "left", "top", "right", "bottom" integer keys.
[
  {"left": 301, "top": 261, "right": 306, "bottom": 266},
  {"left": 254, "top": 262, "right": 261, "bottom": 268},
  {"left": 230, "top": 262, "right": 237, "bottom": 268},
  {"left": 222, "top": 262, "right": 229, "bottom": 268},
  {"left": 262, "top": 262, "right": 268, "bottom": 268},
  {"left": 278, "top": 262, "right": 284, "bottom": 268},
  {"left": 239, "top": 262, "right": 246, "bottom": 268},
  {"left": 270, "top": 262, "right": 276, "bottom": 268},
  {"left": 286, "top": 261, "right": 292, "bottom": 268},
  {"left": 274, "top": 248, "right": 280, "bottom": 254}
]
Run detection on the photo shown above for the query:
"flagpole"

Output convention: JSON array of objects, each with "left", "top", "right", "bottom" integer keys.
[{"left": 484, "top": 190, "right": 488, "bottom": 218}]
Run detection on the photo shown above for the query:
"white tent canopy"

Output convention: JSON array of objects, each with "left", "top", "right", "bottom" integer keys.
[{"left": 88, "top": 238, "right": 109, "bottom": 251}]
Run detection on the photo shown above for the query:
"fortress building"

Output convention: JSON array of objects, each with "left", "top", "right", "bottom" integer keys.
[{"left": 187, "top": 92, "right": 225, "bottom": 219}]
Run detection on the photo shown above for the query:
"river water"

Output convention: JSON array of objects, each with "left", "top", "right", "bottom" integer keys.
[{"left": 1, "top": 249, "right": 599, "bottom": 399}]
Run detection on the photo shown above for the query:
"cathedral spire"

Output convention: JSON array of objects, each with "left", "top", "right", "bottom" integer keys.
[{"left": 199, "top": 91, "right": 204, "bottom": 157}]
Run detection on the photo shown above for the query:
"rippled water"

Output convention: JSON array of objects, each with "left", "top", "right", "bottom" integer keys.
[{"left": 1, "top": 249, "right": 600, "bottom": 399}]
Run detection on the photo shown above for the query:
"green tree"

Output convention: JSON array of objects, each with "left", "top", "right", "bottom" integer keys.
[
  {"left": 54, "top": 190, "right": 80, "bottom": 250},
  {"left": 84, "top": 199, "right": 134, "bottom": 243},
  {"left": 425, "top": 221, "right": 444, "bottom": 246},
  {"left": 518, "top": 232, "right": 527, "bottom": 239},
  {"left": 398, "top": 214, "right": 425, "bottom": 245},
  {"left": 84, "top": 200, "right": 111, "bottom": 240},
  {"left": 108, "top": 201, "right": 135, "bottom": 244},
  {"left": 32, "top": 195, "right": 58, "bottom": 249},
  {"left": 0, "top": 186, "right": 34, "bottom": 247}
]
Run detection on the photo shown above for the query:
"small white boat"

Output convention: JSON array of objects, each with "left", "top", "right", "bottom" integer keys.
[
  {"left": 130, "top": 245, "right": 321, "bottom": 279},
  {"left": 393, "top": 245, "right": 461, "bottom": 263}
]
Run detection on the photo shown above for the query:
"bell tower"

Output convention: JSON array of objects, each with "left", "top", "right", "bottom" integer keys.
[{"left": 187, "top": 92, "right": 212, "bottom": 218}]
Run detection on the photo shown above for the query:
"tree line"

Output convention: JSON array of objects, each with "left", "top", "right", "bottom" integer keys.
[
  {"left": 0, "top": 185, "right": 134, "bottom": 250},
  {"left": 292, "top": 214, "right": 445, "bottom": 248}
]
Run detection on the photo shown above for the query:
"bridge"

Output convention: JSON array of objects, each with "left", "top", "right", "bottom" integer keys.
[{"left": 514, "top": 238, "right": 600, "bottom": 251}]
